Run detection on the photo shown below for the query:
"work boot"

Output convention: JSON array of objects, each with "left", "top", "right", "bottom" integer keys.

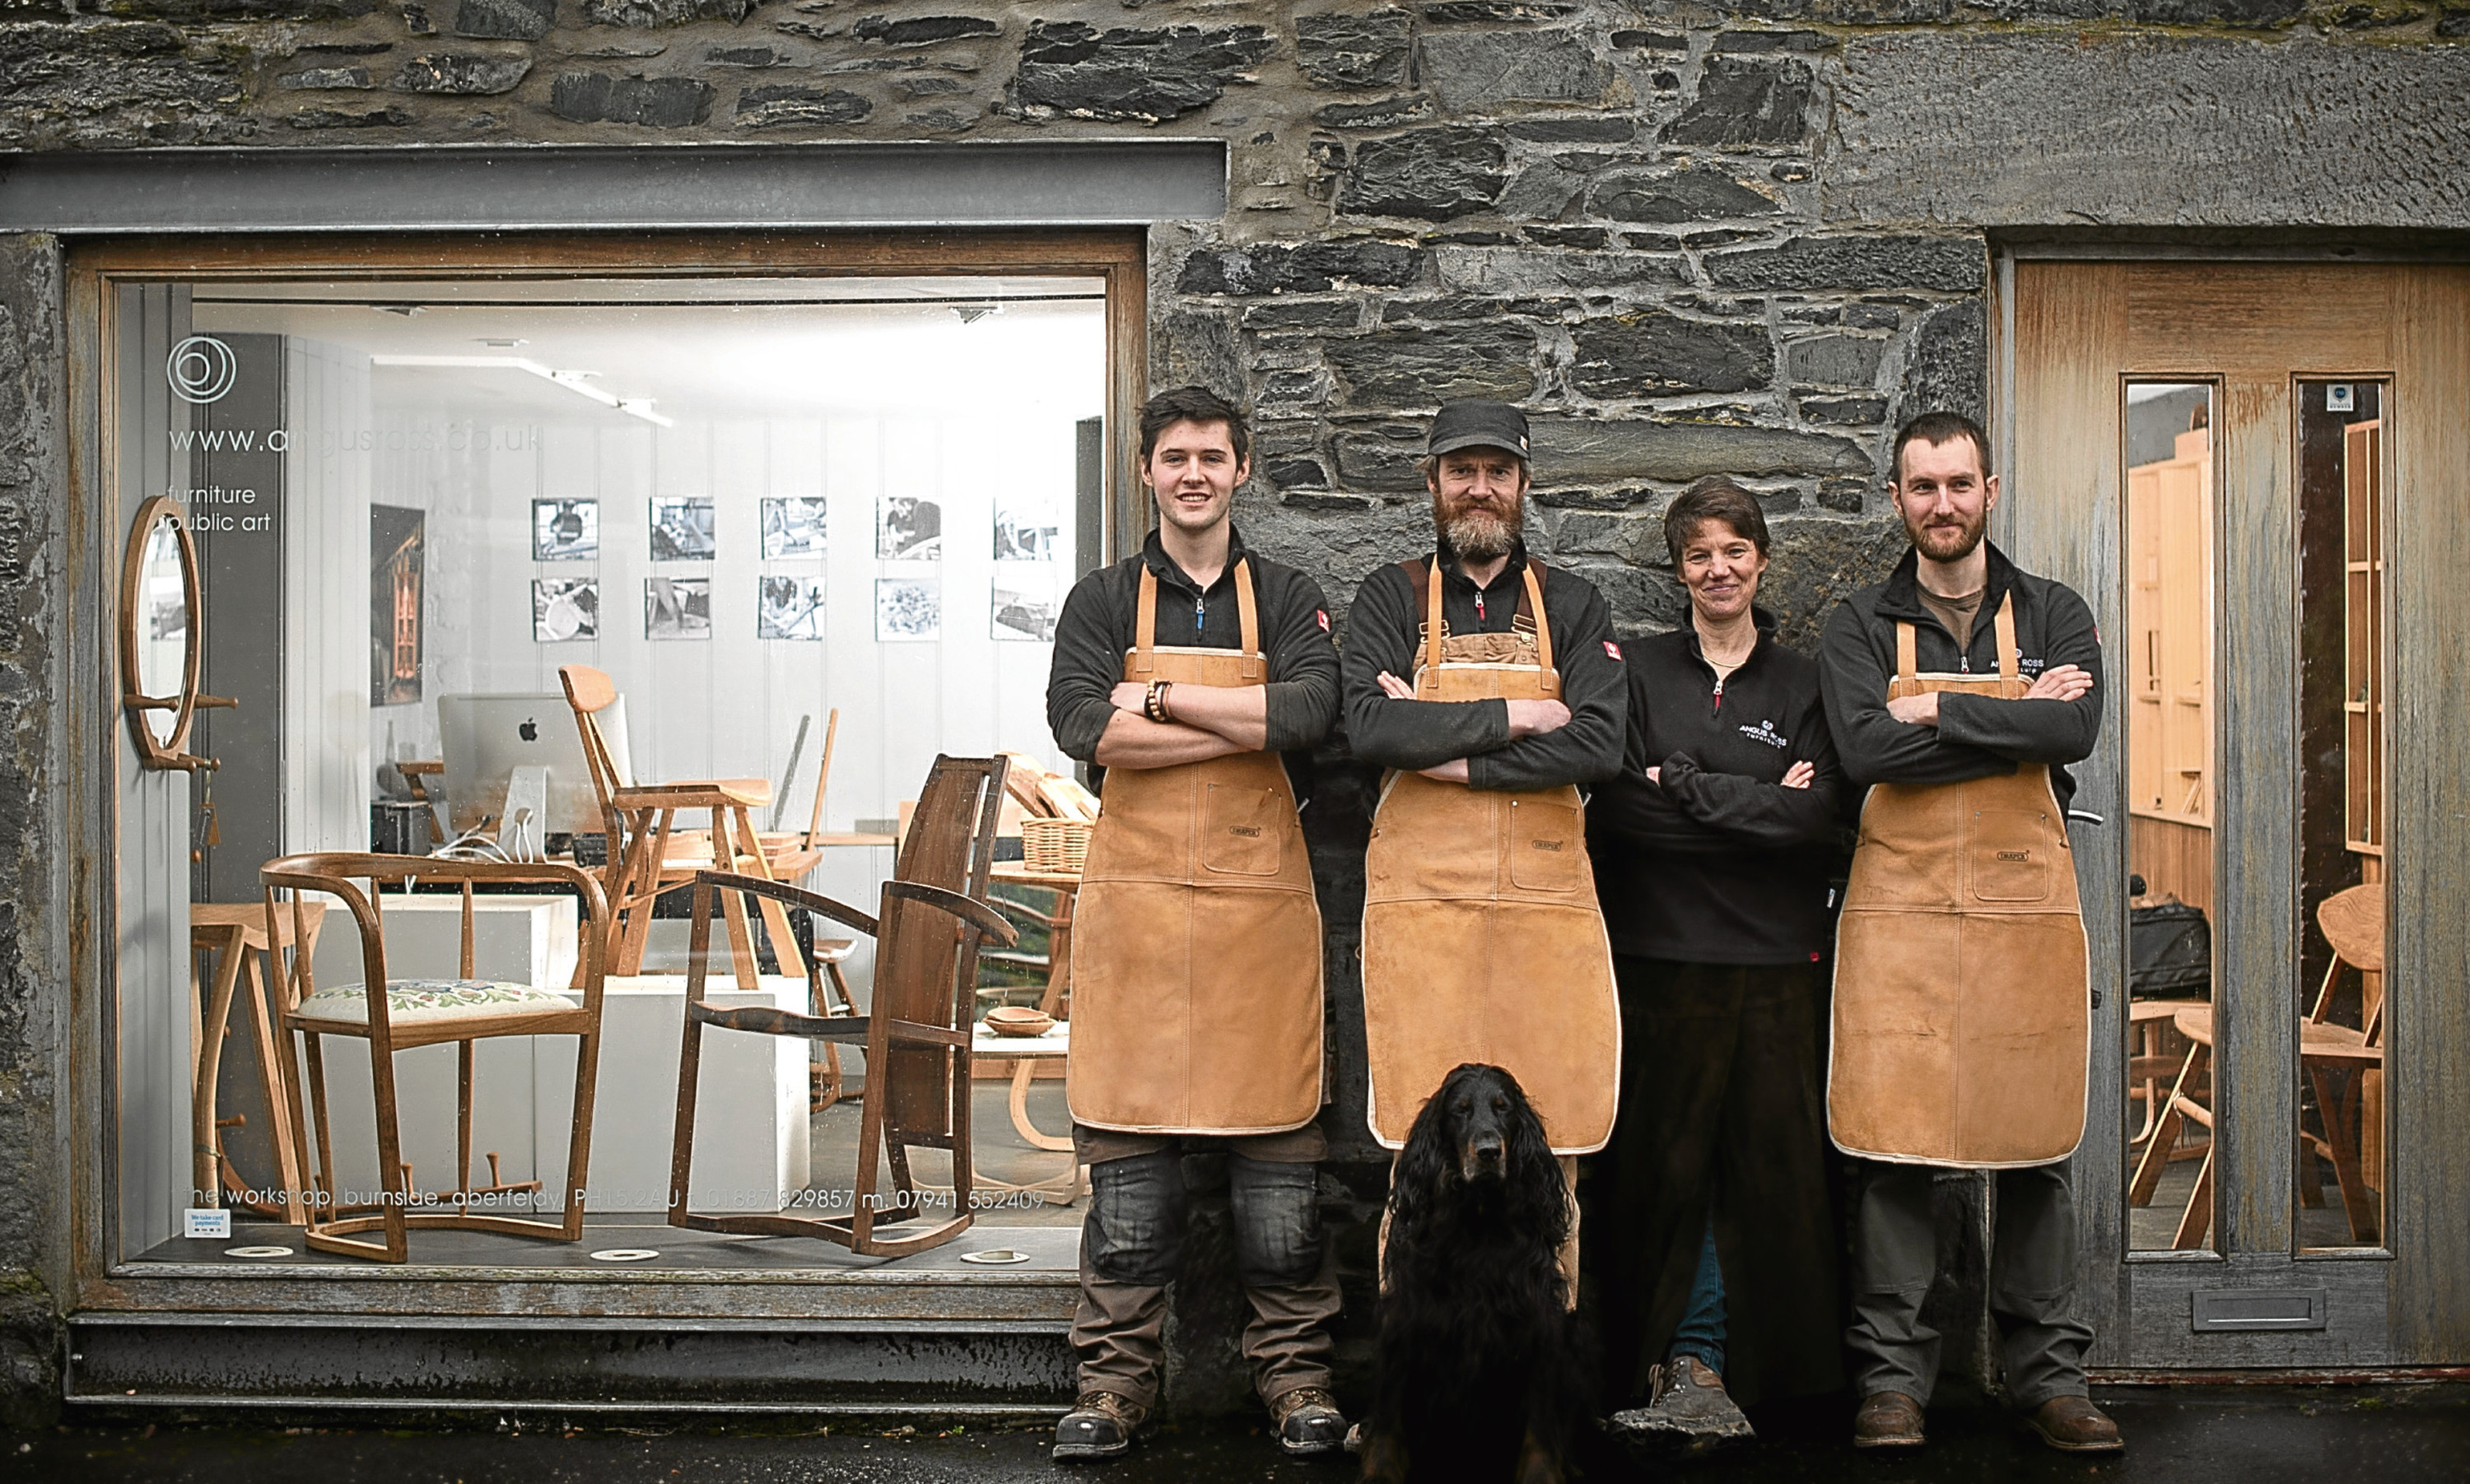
[
  {"left": 1052, "top": 1389, "right": 1149, "bottom": 1462},
  {"left": 1851, "top": 1389, "right": 1926, "bottom": 1449},
  {"left": 2026, "top": 1395, "right": 2124, "bottom": 1454},
  {"left": 1607, "top": 1357, "right": 1755, "bottom": 1459},
  {"left": 1268, "top": 1385, "right": 1350, "bottom": 1457}
]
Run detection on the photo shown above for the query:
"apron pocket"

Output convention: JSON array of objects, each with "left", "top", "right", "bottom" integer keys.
[
  {"left": 1968, "top": 807, "right": 2055, "bottom": 903},
  {"left": 1508, "top": 798, "right": 1583, "bottom": 892},
  {"left": 1201, "top": 783, "right": 1286, "bottom": 877}
]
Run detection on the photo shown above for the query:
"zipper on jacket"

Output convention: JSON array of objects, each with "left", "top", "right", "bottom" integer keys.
[{"left": 1474, "top": 588, "right": 1487, "bottom": 622}]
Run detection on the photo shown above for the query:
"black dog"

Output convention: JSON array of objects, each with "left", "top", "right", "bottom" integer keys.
[{"left": 1364, "top": 1063, "right": 1590, "bottom": 1484}]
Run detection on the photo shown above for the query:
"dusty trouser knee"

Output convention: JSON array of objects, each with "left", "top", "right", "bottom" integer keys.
[
  {"left": 1087, "top": 1148, "right": 1188, "bottom": 1285},
  {"left": 1228, "top": 1155, "right": 1321, "bottom": 1286}
]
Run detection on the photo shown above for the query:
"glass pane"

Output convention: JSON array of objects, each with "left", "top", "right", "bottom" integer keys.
[
  {"left": 2123, "top": 381, "right": 2218, "bottom": 1253},
  {"left": 115, "top": 273, "right": 1107, "bottom": 1265},
  {"left": 2296, "top": 379, "right": 2387, "bottom": 1251}
]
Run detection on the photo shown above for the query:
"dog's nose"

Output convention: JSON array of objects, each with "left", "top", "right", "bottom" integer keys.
[{"left": 1473, "top": 1140, "right": 1503, "bottom": 1166}]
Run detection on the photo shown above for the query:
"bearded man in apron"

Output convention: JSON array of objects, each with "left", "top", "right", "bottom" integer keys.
[
  {"left": 1818, "top": 411, "right": 2119, "bottom": 1456},
  {"left": 1344, "top": 399, "right": 1627, "bottom": 1232},
  {"left": 1042, "top": 387, "right": 1347, "bottom": 1463}
]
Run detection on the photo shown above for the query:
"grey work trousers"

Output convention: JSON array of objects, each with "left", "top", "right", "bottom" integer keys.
[
  {"left": 1844, "top": 1160, "right": 2095, "bottom": 1411},
  {"left": 1069, "top": 1123, "right": 1341, "bottom": 1411}
]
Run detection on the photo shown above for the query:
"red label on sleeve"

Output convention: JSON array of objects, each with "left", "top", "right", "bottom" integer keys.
[
  {"left": 1317, "top": 609, "right": 1331, "bottom": 632},
  {"left": 1604, "top": 640, "right": 1623, "bottom": 659}
]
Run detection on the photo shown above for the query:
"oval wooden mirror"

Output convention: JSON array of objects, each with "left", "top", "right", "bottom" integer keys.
[{"left": 119, "top": 495, "right": 217, "bottom": 770}]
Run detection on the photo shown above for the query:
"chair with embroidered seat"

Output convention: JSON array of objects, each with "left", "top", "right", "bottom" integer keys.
[{"left": 262, "top": 853, "right": 613, "bottom": 1263}]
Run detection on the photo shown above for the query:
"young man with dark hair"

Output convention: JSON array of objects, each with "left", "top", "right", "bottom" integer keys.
[
  {"left": 1043, "top": 385, "right": 1348, "bottom": 1463},
  {"left": 1345, "top": 399, "right": 1627, "bottom": 1241},
  {"left": 1819, "top": 412, "right": 2120, "bottom": 1455}
]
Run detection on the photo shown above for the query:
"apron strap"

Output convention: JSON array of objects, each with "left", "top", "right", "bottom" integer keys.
[
  {"left": 1993, "top": 591, "right": 2020, "bottom": 683},
  {"left": 1521, "top": 560, "right": 1553, "bottom": 675},
  {"left": 1233, "top": 557, "right": 1262, "bottom": 682},
  {"left": 1423, "top": 557, "right": 1446, "bottom": 677},
  {"left": 1894, "top": 621, "right": 1918, "bottom": 686},
  {"left": 1132, "top": 565, "right": 1158, "bottom": 676}
]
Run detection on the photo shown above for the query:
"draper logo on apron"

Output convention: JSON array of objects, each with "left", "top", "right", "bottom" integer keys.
[{"left": 1997, "top": 849, "right": 2031, "bottom": 862}]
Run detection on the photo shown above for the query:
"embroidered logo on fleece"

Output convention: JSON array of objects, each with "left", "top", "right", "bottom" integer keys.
[
  {"left": 1603, "top": 640, "right": 1622, "bottom": 659},
  {"left": 1739, "top": 719, "right": 1789, "bottom": 749}
]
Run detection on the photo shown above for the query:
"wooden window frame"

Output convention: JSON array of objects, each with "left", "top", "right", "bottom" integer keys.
[{"left": 65, "top": 230, "right": 1144, "bottom": 1320}]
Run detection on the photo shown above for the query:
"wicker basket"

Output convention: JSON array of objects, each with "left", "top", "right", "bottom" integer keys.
[{"left": 1021, "top": 816, "right": 1094, "bottom": 875}]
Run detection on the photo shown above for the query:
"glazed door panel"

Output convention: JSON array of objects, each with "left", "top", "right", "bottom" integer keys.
[{"left": 2002, "top": 258, "right": 2470, "bottom": 1369}]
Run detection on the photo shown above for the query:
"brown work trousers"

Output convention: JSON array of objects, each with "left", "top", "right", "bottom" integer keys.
[{"left": 1069, "top": 1123, "right": 1342, "bottom": 1411}]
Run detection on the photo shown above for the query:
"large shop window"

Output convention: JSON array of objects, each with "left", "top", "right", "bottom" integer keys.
[{"left": 99, "top": 246, "right": 1122, "bottom": 1283}]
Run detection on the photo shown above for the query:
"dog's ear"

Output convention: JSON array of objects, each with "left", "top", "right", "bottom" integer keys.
[
  {"left": 1500, "top": 1077, "right": 1573, "bottom": 1247},
  {"left": 1391, "top": 1076, "right": 1461, "bottom": 1228}
]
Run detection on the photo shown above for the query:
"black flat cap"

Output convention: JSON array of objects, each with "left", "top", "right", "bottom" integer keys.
[{"left": 1427, "top": 399, "right": 1531, "bottom": 460}]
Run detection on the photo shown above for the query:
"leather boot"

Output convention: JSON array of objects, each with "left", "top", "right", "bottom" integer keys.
[
  {"left": 1852, "top": 1390, "right": 1926, "bottom": 1449},
  {"left": 2027, "top": 1395, "right": 2124, "bottom": 1454},
  {"left": 1267, "top": 1386, "right": 1349, "bottom": 1457},
  {"left": 1053, "top": 1389, "right": 1149, "bottom": 1461}
]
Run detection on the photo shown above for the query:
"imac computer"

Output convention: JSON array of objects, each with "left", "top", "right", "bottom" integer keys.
[{"left": 436, "top": 693, "right": 631, "bottom": 840}]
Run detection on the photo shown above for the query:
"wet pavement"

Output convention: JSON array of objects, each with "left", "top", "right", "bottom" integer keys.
[{"left": 11, "top": 1384, "right": 2470, "bottom": 1484}]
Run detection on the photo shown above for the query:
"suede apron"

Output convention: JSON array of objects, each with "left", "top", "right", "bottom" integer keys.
[
  {"left": 1829, "top": 593, "right": 2090, "bottom": 1167},
  {"left": 1359, "top": 559, "right": 1622, "bottom": 1154},
  {"left": 1065, "top": 560, "right": 1326, "bottom": 1136}
]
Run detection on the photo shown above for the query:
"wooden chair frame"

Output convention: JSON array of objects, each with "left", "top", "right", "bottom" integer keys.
[
  {"left": 261, "top": 853, "right": 612, "bottom": 1263},
  {"left": 558, "top": 664, "right": 807, "bottom": 984},
  {"left": 669, "top": 755, "right": 1012, "bottom": 1258}
]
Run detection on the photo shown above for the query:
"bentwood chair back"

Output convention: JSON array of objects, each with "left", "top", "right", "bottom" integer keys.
[{"left": 667, "top": 755, "right": 1012, "bottom": 1257}]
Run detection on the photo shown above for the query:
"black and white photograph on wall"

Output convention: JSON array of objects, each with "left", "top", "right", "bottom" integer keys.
[
  {"left": 645, "top": 577, "right": 711, "bottom": 640},
  {"left": 757, "top": 576, "right": 827, "bottom": 641},
  {"left": 992, "top": 492, "right": 1061, "bottom": 562},
  {"left": 874, "top": 577, "right": 940, "bottom": 642},
  {"left": 649, "top": 496, "right": 716, "bottom": 561},
  {"left": 877, "top": 494, "right": 942, "bottom": 561},
  {"left": 532, "top": 579, "right": 599, "bottom": 643},
  {"left": 370, "top": 504, "right": 425, "bottom": 707},
  {"left": 760, "top": 495, "right": 827, "bottom": 561},
  {"left": 532, "top": 499, "right": 599, "bottom": 561},
  {"left": 990, "top": 571, "right": 1060, "bottom": 642}
]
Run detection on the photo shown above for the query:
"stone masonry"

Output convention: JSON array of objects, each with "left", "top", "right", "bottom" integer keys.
[{"left": 2, "top": 0, "right": 2467, "bottom": 1424}]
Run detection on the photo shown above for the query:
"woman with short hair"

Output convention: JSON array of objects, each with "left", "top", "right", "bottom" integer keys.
[{"left": 1589, "top": 476, "right": 1848, "bottom": 1455}]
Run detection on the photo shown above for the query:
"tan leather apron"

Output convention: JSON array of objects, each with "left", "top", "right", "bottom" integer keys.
[
  {"left": 1065, "top": 560, "right": 1326, "bottom": 1135},
  {"left": 1359, "top": 560, "right": 1621, "bottom": 1154},
  {"left": 1829, "top": 593, "right": 2090, "bottom": 1167}
]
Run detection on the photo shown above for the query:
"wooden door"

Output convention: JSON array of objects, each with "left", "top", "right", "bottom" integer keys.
[{"left": 2004, "top": 259, "right": 2470, "bottom": 1369}]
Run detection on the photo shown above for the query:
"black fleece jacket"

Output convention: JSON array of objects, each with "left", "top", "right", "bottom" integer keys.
[
  {"left": 1342, "top": 541, "right": 1625, "bottom": 793},
  {"left": 1818, "top": 542, "right": 2104, "bottom": 810},
  {"left": 1589, "top": 613, "right": 1846, "bottom": 964},
  {"left": 1045, "top": 526, "right": 1340, "bottom": 789}
]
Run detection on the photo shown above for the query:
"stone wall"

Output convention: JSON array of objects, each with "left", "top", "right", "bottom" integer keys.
[{"left": 4, "top": 0, "right": 2468, "bottom": 1425}]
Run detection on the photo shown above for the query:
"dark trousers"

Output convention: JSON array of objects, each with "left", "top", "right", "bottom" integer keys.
[
  {"left": 1845, "top": 1160, "right": 2094, "bottom": 1411},
  {"left": 1595, "top": 957, "right": 1843, "bottom": 1408},
  {"left": 1069, "top": 1123, "right": 1340, "bottom": 1410}
]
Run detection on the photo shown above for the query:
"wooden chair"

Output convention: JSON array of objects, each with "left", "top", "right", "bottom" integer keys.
[
  {"left": 557, "top": 663, "right": 808, "bottom": 984},
  {"left": 669, "top": 755, "right": 1013, "bottom": 1258},
  {"left": 261, "top": 854, "right": 612, "bottom": 1263},
  {"left": 2131, "top": 882, "right": 2386, "bottom": 1249}
]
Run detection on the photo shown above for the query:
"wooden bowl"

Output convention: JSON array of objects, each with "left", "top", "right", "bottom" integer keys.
[{"left": 985, "top": 1007, "right": 1056, "bottom": 1037}]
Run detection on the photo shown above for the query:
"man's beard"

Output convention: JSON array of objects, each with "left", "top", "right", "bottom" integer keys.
[
  {"left": 1438, "top": 495, "right": 1522, "bottom": 561},
  {"left": 1908, "top": 508, "right": 1986, "bottom": 564}
]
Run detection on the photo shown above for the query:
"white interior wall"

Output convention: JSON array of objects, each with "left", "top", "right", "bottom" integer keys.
[{"left": 284, "top": 337, "right": 374, "bottom": 854}]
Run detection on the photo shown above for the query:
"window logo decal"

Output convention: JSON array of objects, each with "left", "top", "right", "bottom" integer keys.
[{"left": 166, "top": 335, "right": 238, "bottom": 405}]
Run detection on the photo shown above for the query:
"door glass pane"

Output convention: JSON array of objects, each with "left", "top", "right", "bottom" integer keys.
[
  {"left": 2123, "top": 381, "right": 2218, "bottom": 1253},
  {"left": 2296, "top": 379, "right": 2388, "bottom": 1251}
]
